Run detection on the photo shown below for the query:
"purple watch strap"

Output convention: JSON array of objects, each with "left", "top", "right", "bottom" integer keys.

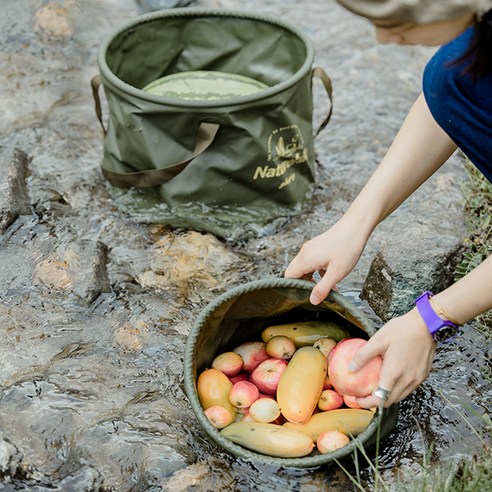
[{"left": 415, "top": 291, "right": 456, "bottom": 338}]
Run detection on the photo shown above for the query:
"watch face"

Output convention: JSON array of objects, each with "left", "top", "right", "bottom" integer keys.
[{"left": 434, "top": 325, "right": 460, "bottom": 343}]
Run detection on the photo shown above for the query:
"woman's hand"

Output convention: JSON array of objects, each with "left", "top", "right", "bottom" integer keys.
[
  {"left": 284, "top": 216, "right": 369, "bottom": 304},
  {"left": 352, "top": 308, "right": 436, "bottom": 408}
]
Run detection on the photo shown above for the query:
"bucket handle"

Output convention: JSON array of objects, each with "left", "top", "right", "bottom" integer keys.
[
  {"left": 90, "top": 74, "right": 220, "bottom": 188},
  {"left": 101, "top": 121, "right": 220, "bottom": 188},
  {"left": 91, "top": 74, "right": 107, "bottom": 136},
  {"left": 312, "top": 67, "right": 333, "bottom": 137}
]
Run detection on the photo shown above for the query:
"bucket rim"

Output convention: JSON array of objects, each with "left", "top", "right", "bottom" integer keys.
[
  {"left": 97, "top": 7, "right": 316, "bottom": 109},
  {"left": 183, "top": 277, "right": 398, "bottom": 468}
]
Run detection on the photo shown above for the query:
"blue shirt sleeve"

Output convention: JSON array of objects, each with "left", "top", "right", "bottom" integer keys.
[{"left": 423, "top": 26, "right": 492, "bottom": 183}]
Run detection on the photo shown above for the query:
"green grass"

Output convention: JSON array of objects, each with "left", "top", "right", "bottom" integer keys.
[{"left": 455, "top": 161, "right": 492, "bottom": 332}]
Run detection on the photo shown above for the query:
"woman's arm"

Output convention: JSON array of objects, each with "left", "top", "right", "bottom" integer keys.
[
  {"left": 353, "top": 253, "right": 492, "bottom": 408},
  {"left": 285, "top": 93, "right": 458, "bottom": 303}
]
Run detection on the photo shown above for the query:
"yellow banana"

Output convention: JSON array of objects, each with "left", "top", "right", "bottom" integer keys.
[
  {"left": 261, "top": 321, "right": 350, "bottom": 347},
  {"left": 220, "top": 422, "right": 314, "bottom": 458},
  {"left": 276, "top": 346, "right": 327, "bottom": 424},
  {"left": 283, "top": 408, "right": 374, "bottom": 441}
]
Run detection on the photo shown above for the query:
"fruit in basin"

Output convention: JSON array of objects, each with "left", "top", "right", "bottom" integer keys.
[
  {"left": 328, "top": 338, "right": 382, "bottom": 398},
  {"left": 317, "top": 430, "right": 350, "bottom": 454},
  {"left": 212, "top": 351, "right": 243, "bottom": 377},
  {"left": 313, "top": 337, "right": 337, "bottom": 358},
  {"left": 204, "top": 405, "right": 234, "bottom": 429},
  {"left": 265, "top": 335, "right": 296, "bottom": 360},
  {"left": 197, "top": 368, "right": 237, "bottom": 420},
  {"left": 233, "top": 341, "right": 269, "bottom": 372},
  {"left": 318, "top": 389, "right": 344, "bottom": 411},
  {"left": 276, "top": 346, "right": 327, "bottom": 423},
  {"left": 220, "top": 422, "right": 315, "bottom": 458},
  {"left": 249, "top": 397, "right": 281, "bottom": 423},
  {"left": 228, "top": 380, "right": 260, "bottom": 408},
  {"left": 262, "top": 321, "right": 350, "bottom": 348},
  {"left": 250, "top": 358, "right": 288, "bottom": 395}
]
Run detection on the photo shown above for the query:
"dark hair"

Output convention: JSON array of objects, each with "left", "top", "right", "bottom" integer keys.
[{"left": 462, "top": 9, "right": 492, "bottom": 77}]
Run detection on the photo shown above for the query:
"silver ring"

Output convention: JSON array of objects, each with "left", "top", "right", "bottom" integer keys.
[{"left": 372, "top": 386, "right": 391, "bottom": 401}]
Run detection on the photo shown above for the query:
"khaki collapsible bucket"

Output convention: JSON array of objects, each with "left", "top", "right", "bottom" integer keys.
[{"left": 184, "top": 278, "right": 399, "bottom": 468}]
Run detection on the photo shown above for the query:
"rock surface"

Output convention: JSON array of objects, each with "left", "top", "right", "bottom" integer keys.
[
  {"left": 0, "top": 0, "right": 489, "bottom": 491},
  {"left": 361, "top": 231, "right": 466, "bottom": 320}
]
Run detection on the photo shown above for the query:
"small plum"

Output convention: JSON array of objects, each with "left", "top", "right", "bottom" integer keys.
[
  {"left": 318, "top": 389, "right": 344, "bottom": 411},
  {"left": 204, "top": 405, "right": 234, "bottom": 429},
  {"left": 228, "top": 380, "right": 260, "bottom": 408},
  {"left": 328, "top": 338, "right": 382, "bottom": 397},
  {"left": 249, "top": 397, "right": 281, "bottom": 423},
  {"left": 250, "top": 358, "right": 288, "bottom": 395},
  {"left": 233, "top": 341, "right": 269, "bottom": 372},
  {"left": 211, "top": 351, "right": 243, "bottom": 377},
  {"left": 313, "top": 337, "right": 337, "bottom": 358},
  {"left": 317, "top": 430, "right": 350, "bottom": 453},
  {"left": 265, "top": 336, "right": 296, "bottom": 360}
]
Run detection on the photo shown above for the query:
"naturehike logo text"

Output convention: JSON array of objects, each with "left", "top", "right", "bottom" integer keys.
[{"left": 252, "top": 124, "right": 308, "bottom": 189}]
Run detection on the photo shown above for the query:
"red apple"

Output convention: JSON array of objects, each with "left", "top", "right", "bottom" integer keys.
[
  {"left": 265, "top": 336, "right": 296, "bottom": 360},
  {"left": 204, "top": 405, "right": 234, "bottom": 429},
  {"left": 228, "top": 380, "right": 260, "bottom": 408},
  {"left": 211, "top": 351, "right": 243, "bottom": 377},
  {"left": 233, "top": 341, "right": 269, "bottom": 372},
  {"left": 328, "top": 338, "right": 382, "bottom": 398},
  {"left": 250, "top": 358, "right": 288, "bottom": 395},
  {"left": 317, "top": 430, "right": 350, "bottom": 453},
  {"left": 318, "top": 389, "right": 344, "bottom": 411}
]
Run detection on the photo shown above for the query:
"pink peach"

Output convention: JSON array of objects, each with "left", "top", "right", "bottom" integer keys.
[
  {"left": 328, "top": 338, "right": 382, "bottom": 398},
  {"left": 211, "top": 351, "right": 243, "bottom": 377},
  {"left": 265, "top": 336, "right": 296, "bottom": 360},
  {"left": 204, "top": 405, "right": 234, "bottom": 429},
  {"left": 233, "top": 341, "right": 269, "bottom": 372},
  {"left": 317, "top": 430, "right": 350, "bottom": 453}
]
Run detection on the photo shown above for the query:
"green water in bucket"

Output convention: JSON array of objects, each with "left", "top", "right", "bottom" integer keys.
[{"left": 142, "top": 70, "right": 269, "bottom": 100}]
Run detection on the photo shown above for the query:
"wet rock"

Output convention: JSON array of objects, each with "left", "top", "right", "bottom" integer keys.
[
  {"left": 0, "top": 438, "right": 22, "bottom": 477},
  {"left": 112, "top": 320, "right": 148, "bottom": 352},
  {"left": 33, "top": 239, "right": 110, "bottom": 305},
  {"left": 0, "top": 144, "right": 31, "bottom": 232},
  {"left": 361, "top": 231, "right": 465, "bottom": 321},
  {"left": 135, "top": 0, "right": 196, "bottom": 12},
  {"left": 33, "top": 3, "right": 73, "bottom": 39},
  {"left": 162, "top": 462, "right": 209, "bottom": 491},
  {"left": 137, "top": 230, "right": 245, "bottom": 297},
  {"left": 56, "top": 466, "right": 107, "bottom": 491}
]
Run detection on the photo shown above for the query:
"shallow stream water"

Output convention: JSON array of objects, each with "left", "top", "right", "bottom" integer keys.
[{"left": 0, "top": 1, "right": 490, "bottom": 491}]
